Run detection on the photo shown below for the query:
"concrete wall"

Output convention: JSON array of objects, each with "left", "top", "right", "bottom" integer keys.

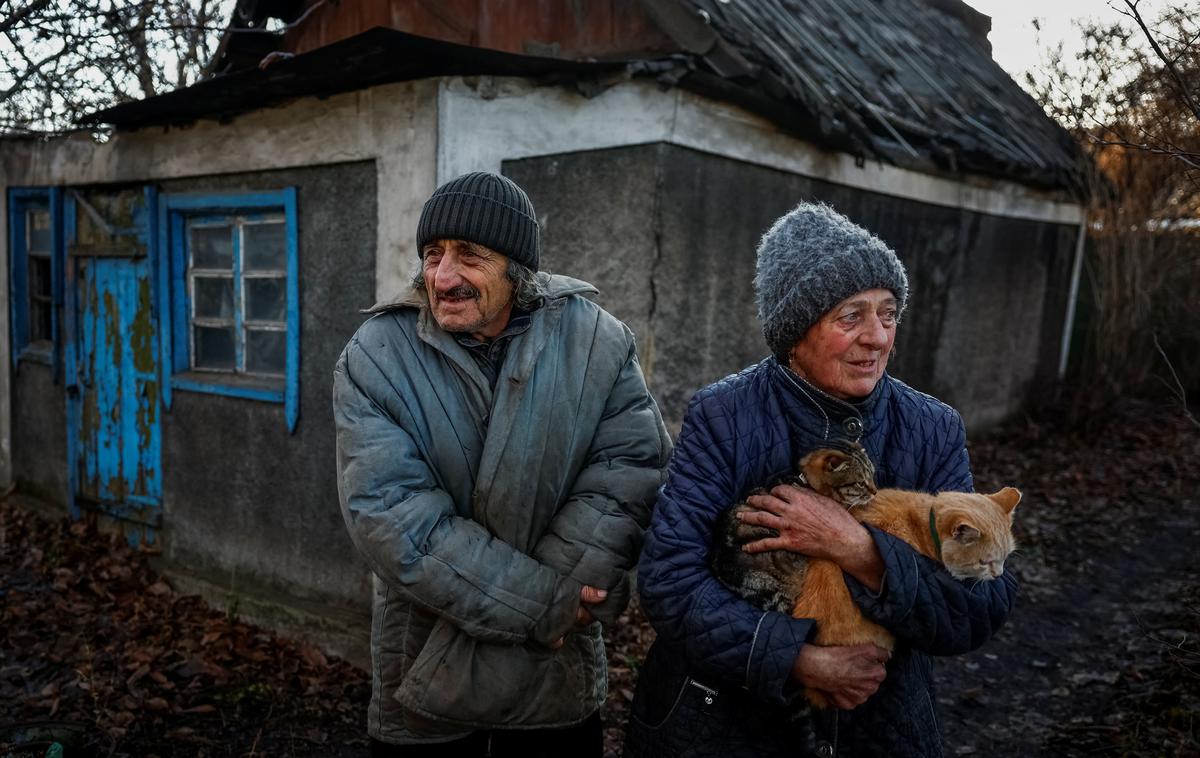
[
  {"left": 507, "top": 143, "right": 1081, "bottom": 431},
  {"left": 156, "top": 162, "right": 375, "bottom": 614},
  {"left": 1, "top": 78, "right": 438, "bottom": 493},
  {"left": 1, "top": 73, "right": 1084, "bottom": 493},
  {"left": 10, "top": 360, "right": 68, "bottom": 504}
]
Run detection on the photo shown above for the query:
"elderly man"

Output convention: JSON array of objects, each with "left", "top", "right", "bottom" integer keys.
[{"left": 334, "top": 172, "right": 670, "bottom": 756}]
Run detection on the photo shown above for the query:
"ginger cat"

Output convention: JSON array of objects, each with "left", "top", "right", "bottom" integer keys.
[{"left": 712, "top": 446, "right": 1020, "bottom": 709}]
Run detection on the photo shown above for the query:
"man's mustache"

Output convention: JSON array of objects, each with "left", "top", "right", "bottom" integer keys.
[{"left": 436, "top": 285, "right": 480, "bottom": 301}]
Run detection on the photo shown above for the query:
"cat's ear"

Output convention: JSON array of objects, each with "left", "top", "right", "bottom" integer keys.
[
  {"left": 823, "top": 449, "right": 850, "bottom": 471},
  {"left": 952, "top": 522, "right": 981, "bottom": 544},
  {"left": 988, "top": 487, "right": 1021, "bottom": 515}
]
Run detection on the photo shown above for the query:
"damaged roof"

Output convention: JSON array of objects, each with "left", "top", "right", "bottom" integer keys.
[
  {"left": 82, "top": 0, "right": 1086, "bottom": 196},
  {"left": 672, "top": 0, "right": 1085, "bottom": 193}
]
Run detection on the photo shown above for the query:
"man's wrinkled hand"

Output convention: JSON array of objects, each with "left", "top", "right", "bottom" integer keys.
[{"left": 549, "top": 585, "right": 608, "bottom": 649}]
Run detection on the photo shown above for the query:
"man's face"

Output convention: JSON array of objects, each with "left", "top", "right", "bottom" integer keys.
[
  {"left": 788, "top": 288, "right": 898, "bottom": 400},
  {"left": 421, "top": 239, "right": 514, "bottom": 340}
]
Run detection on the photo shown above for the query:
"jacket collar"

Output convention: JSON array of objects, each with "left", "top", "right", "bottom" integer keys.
[{"left": 770, "top": 357, "right": 888, "bottom": 442}]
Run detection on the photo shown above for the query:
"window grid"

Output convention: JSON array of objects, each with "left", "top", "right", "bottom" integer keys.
[
  {"left": 159, "top": 187, "right": 299, "bottom": 432},
  {"left": 8, "top": 189, "right": 61, "bottom": 368},
  {"left": 187, "top": 215, "right": 287, "bottom": 377},
  {"left": 26, "top": 208, "right": 53, "bottom": 347}
]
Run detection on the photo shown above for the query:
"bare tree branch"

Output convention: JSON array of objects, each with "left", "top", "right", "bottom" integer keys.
[
  {"left": 1121, "top": 0, "right": 1200, "bottom": 122},
  {"left": 0, "top": 0, "right": 233, "bottom": 133},
  {"left": 0, "top": 0, "right": 53, "bottom": 35},
  {"left": 1153, "top": 333, "right": 1200, "bottom": 430},
  {"left": 0, "top": 42, "right": 70, "bottom": 103}
]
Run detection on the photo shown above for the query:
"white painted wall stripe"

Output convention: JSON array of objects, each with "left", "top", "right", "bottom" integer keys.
[{"left": 437, "top": 77, "right": 1084, "bottom": 226}]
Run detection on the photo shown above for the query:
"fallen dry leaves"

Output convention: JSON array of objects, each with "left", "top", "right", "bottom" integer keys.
[{"left": 0, "top": 506, "right": 369, "bottom": 757}]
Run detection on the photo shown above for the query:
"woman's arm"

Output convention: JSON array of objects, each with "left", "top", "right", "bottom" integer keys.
[
  {"left": 845, "top": 528, "right": 1017, "bottom": 655},
  {"left": 637, "top": 389, "right": 815, "bottom": 706},
  {"left": 845, "top": 409, "right": 1017, "bottom": 654}
]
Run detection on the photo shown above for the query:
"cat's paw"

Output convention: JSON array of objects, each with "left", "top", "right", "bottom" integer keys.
[{"left": 728, "top": 506, "right": 779, "bottom": 543}]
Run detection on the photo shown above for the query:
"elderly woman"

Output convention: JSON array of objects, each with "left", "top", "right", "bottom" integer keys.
[{"left": 624, "top": 203, "right": 1017, "bottom": 757}]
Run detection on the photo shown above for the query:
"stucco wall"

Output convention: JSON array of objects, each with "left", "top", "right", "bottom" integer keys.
[
  {"left": 10, "top": 360, "right": 68, "bottom": 504},
  {"left": 157, "top": 162, "right": 375, "bottom": 612},
  {"left": 507, "top": 143, "right": 1080, "bottom": 431}
]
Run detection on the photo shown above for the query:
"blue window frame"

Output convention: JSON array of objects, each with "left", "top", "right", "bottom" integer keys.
[
  {"left": 158, "top": 190, "right": 300, "bottom": 432},
  {"left": 8, "top": 188, "right": 63, "bottom": 367}
]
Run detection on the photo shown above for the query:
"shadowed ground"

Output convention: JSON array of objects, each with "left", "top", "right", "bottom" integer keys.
[{"left": 2, "top": 399, "right": 1197, "bottom": 757}]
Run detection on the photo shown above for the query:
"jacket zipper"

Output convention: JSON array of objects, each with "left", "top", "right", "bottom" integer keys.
[{"left": 687, "top": 678, "right": 718, "bottom": 705}]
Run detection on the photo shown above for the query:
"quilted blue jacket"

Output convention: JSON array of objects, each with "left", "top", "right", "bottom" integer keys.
[{"left": 625, "top": 358, "right": 1017, "bottom": 758}]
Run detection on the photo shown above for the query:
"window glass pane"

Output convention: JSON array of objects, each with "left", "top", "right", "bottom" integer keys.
[
  {"left": 245, "top": 277, "right": 286, "bottom": 322},
  {"left": 27, "top": 209, "right": 51, "bottom": 254},
  {"left": 190, "top": 224, "right": 233, "bottom": 269},
  {"left": 28, "top": 255, "right": 52, "bottom": 299},
  {"left": 243, "top": 221, "right": 286, "bottom": 272},
  {"left": 193, "top": 326, "right": 236, "bottom": 370},
  {"left": 193, "top": 276, "right": 234, "bottom": 320},
  {"left": 245, "top": 329, "right": 286, "bottom": 375},
  {"left": 31, "top": 301, "right": 52, "bottom": 343}
]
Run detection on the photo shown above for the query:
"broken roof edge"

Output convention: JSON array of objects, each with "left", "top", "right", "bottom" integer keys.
[
  {"left": 76, "top": 24, "right": 1087, "bottom": 200},
  {"left": 676, "top": 69, "right": 1086, "bottom": 200},
  {"left": 78, "top": 27, "right": 630, "bottom": 131}
]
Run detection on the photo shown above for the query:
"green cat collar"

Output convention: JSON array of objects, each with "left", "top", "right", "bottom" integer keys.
[{"left": 929, "top": 507, "right": 943, "bottom": 559}]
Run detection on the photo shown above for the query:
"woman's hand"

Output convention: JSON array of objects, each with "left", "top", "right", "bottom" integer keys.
[
  {"left": 741, "top": 484, "right": 884, "bottom": 591},
  {"left": 793, "top": 643, "right": 890, "bottom": 709}
]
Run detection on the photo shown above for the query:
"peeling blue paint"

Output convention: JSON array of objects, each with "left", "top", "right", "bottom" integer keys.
[{"left": 67, "top": 188, "right": 162, "bottom": 546}]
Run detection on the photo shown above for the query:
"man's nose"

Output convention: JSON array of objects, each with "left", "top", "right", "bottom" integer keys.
[{"left": 432, "top": 253, "right": 462, "bottom": 291}]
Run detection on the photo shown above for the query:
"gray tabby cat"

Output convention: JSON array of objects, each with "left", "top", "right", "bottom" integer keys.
[{"left": 710, "top": 444, "right": 876, "bottom": 612}]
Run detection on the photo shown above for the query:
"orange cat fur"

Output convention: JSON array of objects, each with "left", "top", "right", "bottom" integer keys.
[{"left": 791, "top": 449, "right": 1021, "bottom": 708}]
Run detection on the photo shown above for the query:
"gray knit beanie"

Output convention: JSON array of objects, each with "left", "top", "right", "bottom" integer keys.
[
  {"left": 416, "top": 172, "right": 540, "bottom": 270},
  {"left": 755, "top": 202, "right": 908, "bottom": 359}
]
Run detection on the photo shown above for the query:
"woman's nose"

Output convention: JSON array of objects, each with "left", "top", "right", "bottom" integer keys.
[{"left": 859, "top": 316, "right": 889, "bottom": 347}]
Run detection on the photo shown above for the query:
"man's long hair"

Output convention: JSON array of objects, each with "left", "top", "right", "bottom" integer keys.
[{"left": 411, "top": 258, "right": 546, "bottom": 310}]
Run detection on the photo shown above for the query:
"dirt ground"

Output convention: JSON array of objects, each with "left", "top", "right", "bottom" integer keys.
[{"left": 2, "top": 397, "right": 1198, "bottom": 757}]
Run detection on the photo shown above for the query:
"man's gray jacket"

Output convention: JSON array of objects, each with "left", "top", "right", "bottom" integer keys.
[{"left": 333, "top": 274, "right": 671, "bottom": 743}]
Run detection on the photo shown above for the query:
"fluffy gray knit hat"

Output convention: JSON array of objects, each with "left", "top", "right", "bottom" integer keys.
[
  {"left": 416, "top": 171, "right": 541, "bottom": 270},
  {"left": 755, "top": 202, "right": 908, "bottom": 359}
]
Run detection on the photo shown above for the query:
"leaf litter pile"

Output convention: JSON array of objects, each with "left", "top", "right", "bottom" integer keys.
[
  {"left": 2, "top": 396, "right": 1199, "bottom": 757},
  {"left": 0, "top": 511, "right": 369, "bottom": 757}
]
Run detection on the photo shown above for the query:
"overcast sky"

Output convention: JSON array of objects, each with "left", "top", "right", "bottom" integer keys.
[{"left": 965, "top": 0, "right": 1174, "bottom": 80}]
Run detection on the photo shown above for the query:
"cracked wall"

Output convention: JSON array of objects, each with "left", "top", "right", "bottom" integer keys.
[{"left": 507, "top": 143, "right": 1079, "bottom": 432}]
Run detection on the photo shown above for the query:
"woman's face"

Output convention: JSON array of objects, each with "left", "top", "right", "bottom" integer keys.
[{"left": 789, "top": 288, "right": 898, "bottom": 400}]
